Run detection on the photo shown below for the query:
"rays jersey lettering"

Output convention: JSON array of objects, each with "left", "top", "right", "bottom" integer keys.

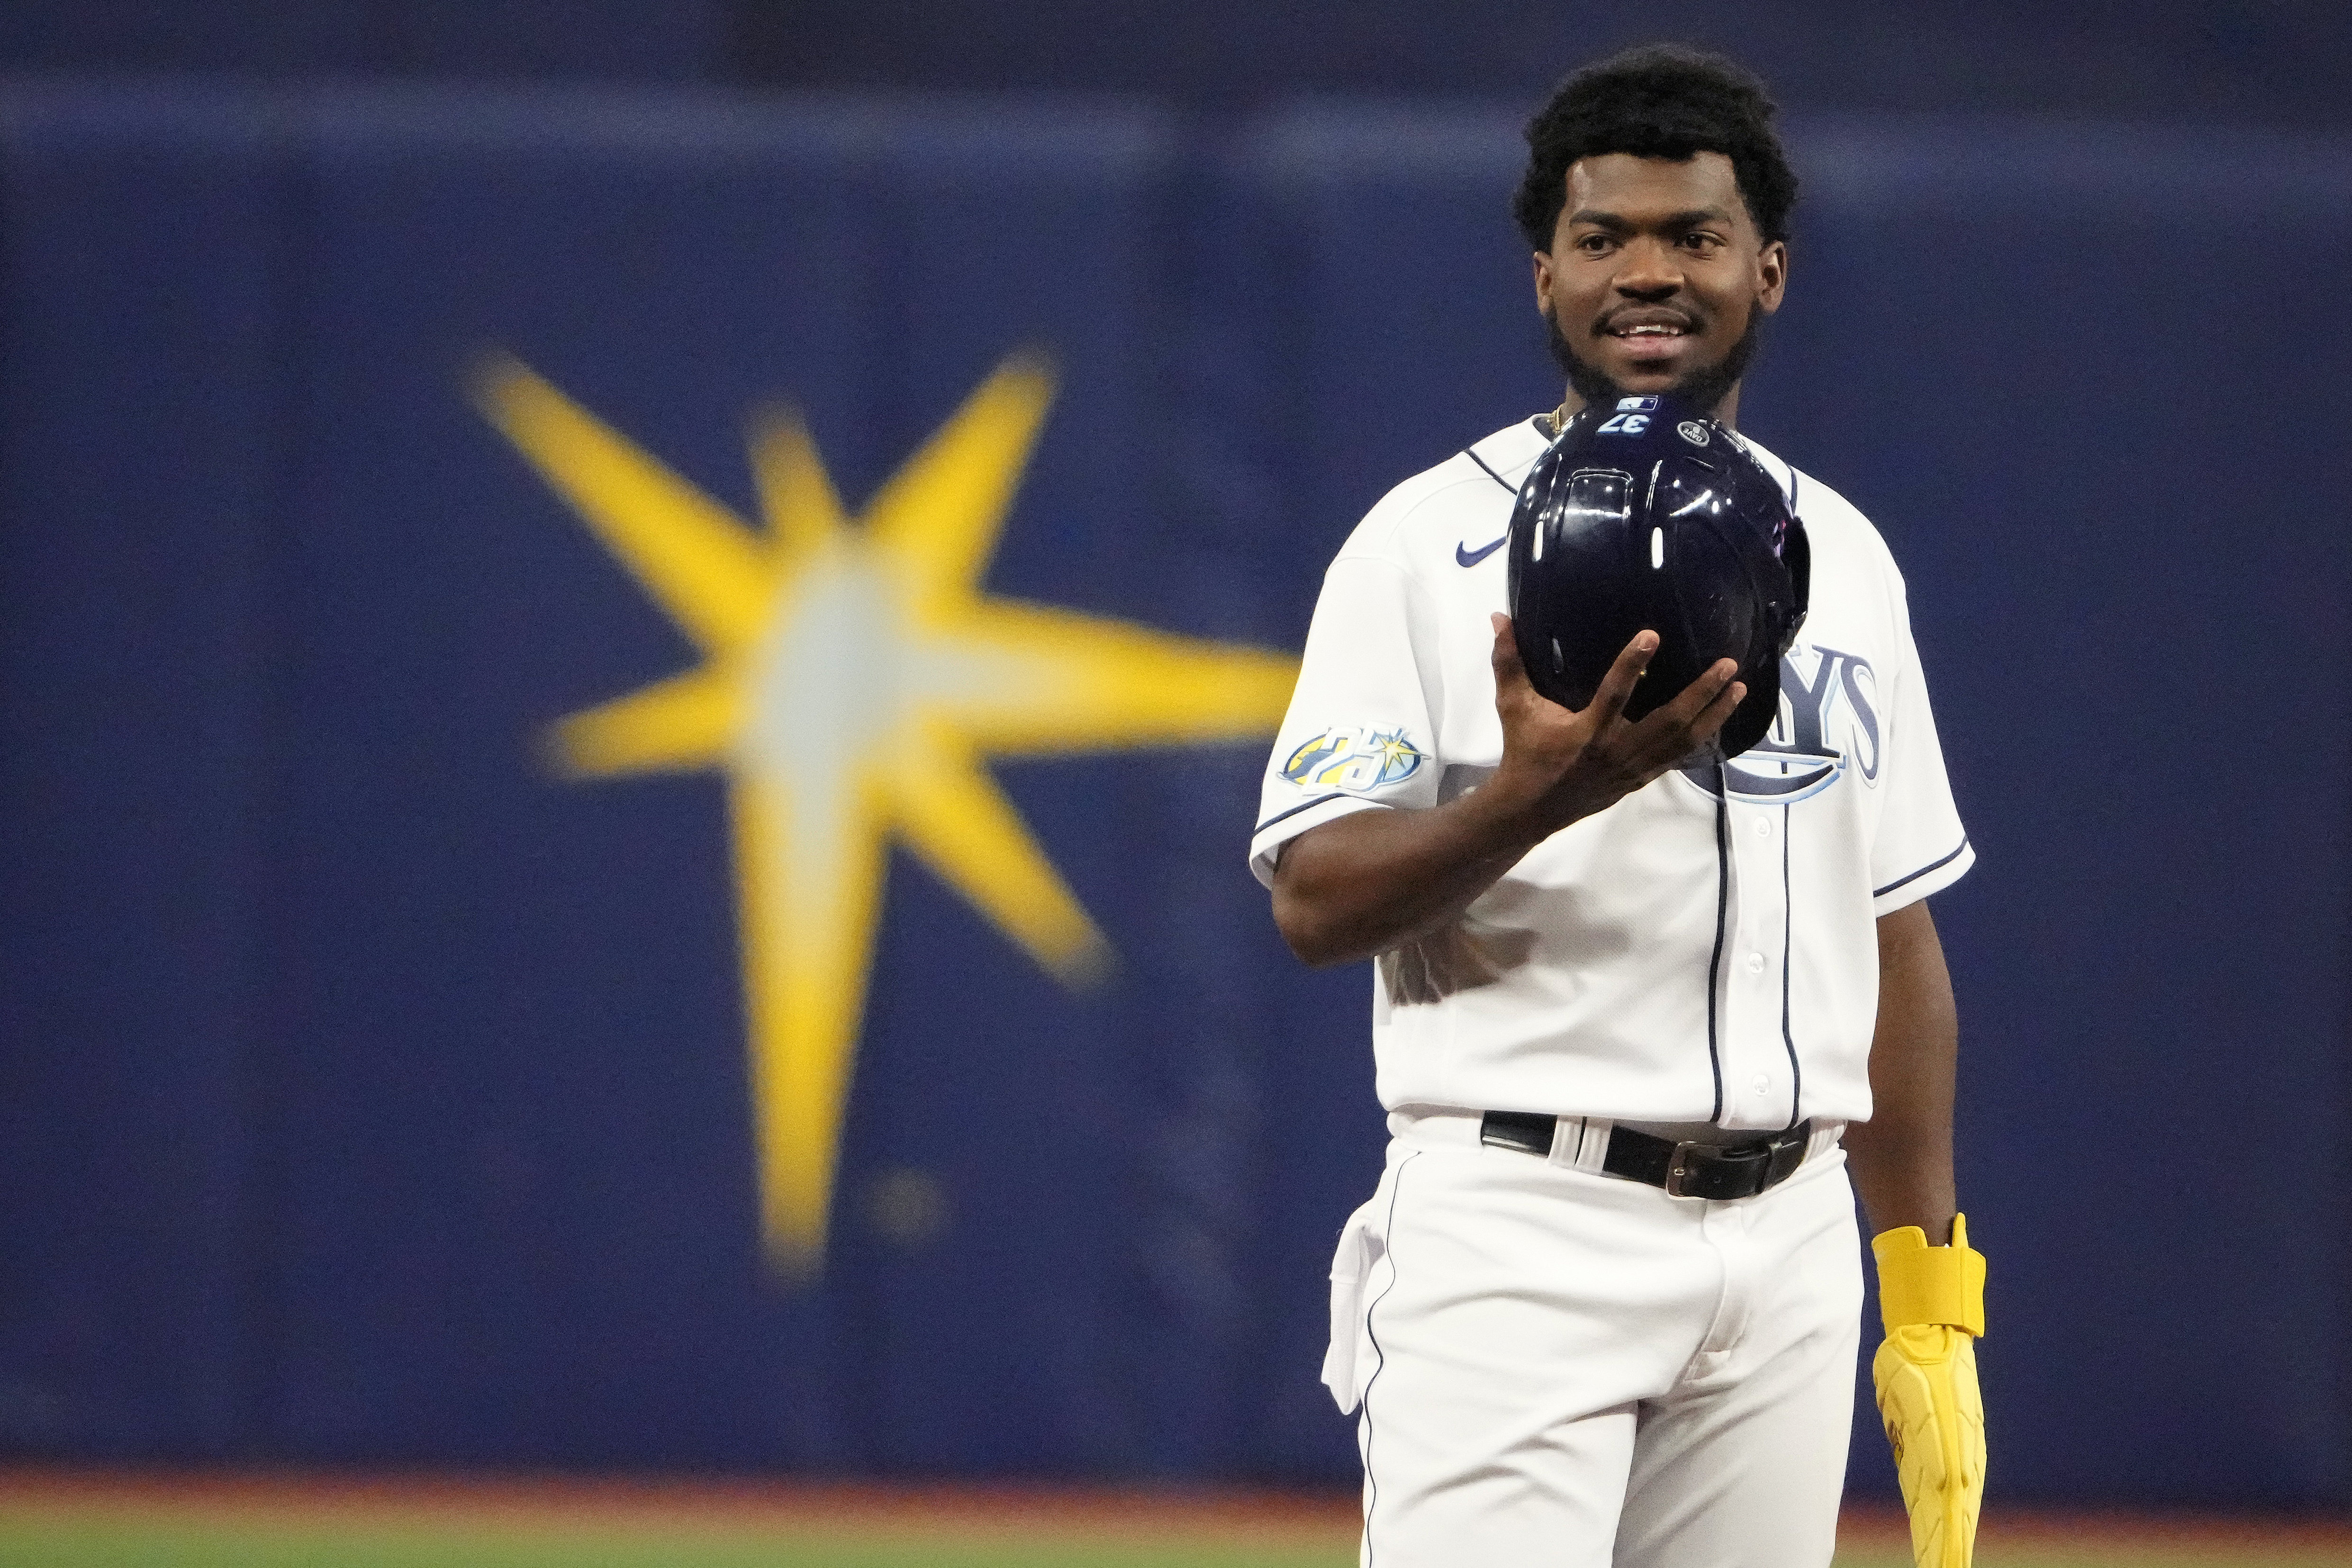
[{"left": 1684, "top": 644, "right": 1880, "bottom": 804}]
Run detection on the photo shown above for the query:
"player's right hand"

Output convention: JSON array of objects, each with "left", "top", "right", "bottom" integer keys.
[{"left": 1487, "top": 615, "right": 1744, "bottom": 835}]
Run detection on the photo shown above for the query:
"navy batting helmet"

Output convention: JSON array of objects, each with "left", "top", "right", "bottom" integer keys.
[{"left": 1506, "top": 393, "right": 1808, "bottom": 762}]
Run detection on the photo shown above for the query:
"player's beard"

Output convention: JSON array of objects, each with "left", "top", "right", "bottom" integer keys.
[{"left": 1545, "top": 303, "right": 1764, "bottom": 417}]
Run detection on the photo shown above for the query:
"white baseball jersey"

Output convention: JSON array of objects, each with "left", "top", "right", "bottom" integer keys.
[{"left": 1250, "top": 416, "right": 1971, "bottom": 1131}]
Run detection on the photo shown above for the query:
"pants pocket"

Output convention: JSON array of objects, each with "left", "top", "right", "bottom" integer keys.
[{"left": 1322, "top": 1190, "right": 1389, "bottom": 1414}]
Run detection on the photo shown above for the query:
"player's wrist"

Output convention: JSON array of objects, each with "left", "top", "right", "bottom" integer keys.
[
  {"left": 1871, "top": 1213, "right": 1987, "bottom": 1338},
  {"left": 1465, "top": 755, "right": 1582, "bottom": 851}
]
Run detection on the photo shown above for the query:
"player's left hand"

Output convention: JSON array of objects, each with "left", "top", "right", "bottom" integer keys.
[{"left": 1871, "top": 1215, "right": 1988, "bottom": 1568}]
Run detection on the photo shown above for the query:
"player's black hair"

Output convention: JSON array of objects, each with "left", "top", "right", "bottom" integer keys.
[{"left": 1513, "top": 45, "right": 1799, "bottom": 250}]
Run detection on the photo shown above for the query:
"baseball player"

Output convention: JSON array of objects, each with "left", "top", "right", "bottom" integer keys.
[{"left": 1250, "top": 47, "right": 1985, "bottom": 1568}]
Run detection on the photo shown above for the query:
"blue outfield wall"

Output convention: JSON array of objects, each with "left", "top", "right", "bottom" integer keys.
[{"left": 0, "top": 81, "right": 2346, "bottom": 1503}]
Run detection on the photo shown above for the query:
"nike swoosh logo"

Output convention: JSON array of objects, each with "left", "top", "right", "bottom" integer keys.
[{"left": 1455, "top": 535, "right": 1506, "bottom": 567}]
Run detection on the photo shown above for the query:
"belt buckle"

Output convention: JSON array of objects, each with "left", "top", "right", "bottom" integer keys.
[
  {"left": 1664, "top": 1137, "right": 1782, "bottom": 1200},
  {"left": 1663, "top": 1139, "right": 1717, "bottom": 1199}
]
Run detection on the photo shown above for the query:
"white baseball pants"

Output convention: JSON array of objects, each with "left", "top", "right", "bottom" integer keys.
[{"left": 1324, "top": 1112, "right": 1862, "bottom": 1568}]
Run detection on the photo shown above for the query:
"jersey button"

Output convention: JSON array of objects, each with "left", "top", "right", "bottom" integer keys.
[
  {"left": 1751, "top": 1074, "right": 1772, "bottom": 1095},
  {"left": 1754, "top": 817, "right": 1773, "bottom": 837},
  {"left": 1745, "top": 952, "right": 1766, "bottom": 974}
]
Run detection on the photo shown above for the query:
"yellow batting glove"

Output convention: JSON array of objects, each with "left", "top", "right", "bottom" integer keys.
[{"left": 1871, "top": 1213, "right": 1987, "bottom": 1568}]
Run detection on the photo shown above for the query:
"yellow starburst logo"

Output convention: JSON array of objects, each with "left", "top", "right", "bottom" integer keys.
[{"left": 474, "top": 352, "right": 1297, "bottom": 1277}]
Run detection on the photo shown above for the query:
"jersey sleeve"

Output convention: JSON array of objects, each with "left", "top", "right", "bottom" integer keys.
[
  {"left": 1867, "top": 576, "right": 1973, "bottom": 914},
  {"left": 1248, "top": 554, "right": 1445, "bottom": 888}
]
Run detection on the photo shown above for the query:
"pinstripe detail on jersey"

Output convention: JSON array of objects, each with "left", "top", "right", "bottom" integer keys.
[
  {"left": 1465, "top": 447, "right": 1517, "bottom": 494},
  {"left": 1874, "top": 837, "right": 1972, "bottom": 899},
  {"left": 1705, "top": 779, "right": 1731, "bottom": 1124},
  {"left": 1358, "top": 1153, "right": 1420, "bottom": 1568},
  {"left": 1252, "top": 791, "right": 1360, "bottom": 836},
  {"left": 1781, "top": 801, "right": 1803, "bottom": 1129}
]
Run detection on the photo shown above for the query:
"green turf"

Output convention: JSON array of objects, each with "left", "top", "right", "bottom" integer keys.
[
  {"left": 1839, "top": 1550, "right": 2326, "bottom": 1568},
  {"left": 0, "top": 1518, "right": 2330, "bottom": 1568},
  {"left": 0, "top": 1519, "right": 1352, "bottom": 1568}
]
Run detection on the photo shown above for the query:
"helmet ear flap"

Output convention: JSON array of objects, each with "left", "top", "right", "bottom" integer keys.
[
  {"left": 1714, "top": 651, "right": 1783, "bottom": 761},
  {"left": 1714, "top": 487, "right": 1807, "bottom": 761},
  {"left": 1779, "top": 515, "right": 1811, "bottom": 655}
]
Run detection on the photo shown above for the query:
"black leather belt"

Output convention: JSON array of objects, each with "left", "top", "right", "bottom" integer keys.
[{"left": 1479, "top": 1110, "right": 1813, "bottom": 1201}]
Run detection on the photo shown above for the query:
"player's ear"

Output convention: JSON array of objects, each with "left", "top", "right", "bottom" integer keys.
[
  {"left": 1755, "top": 239, "right": 1788, "bottom": 315},
  {"left": 1533, "top": 248, "right": 1556, "bottom": 308}
]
